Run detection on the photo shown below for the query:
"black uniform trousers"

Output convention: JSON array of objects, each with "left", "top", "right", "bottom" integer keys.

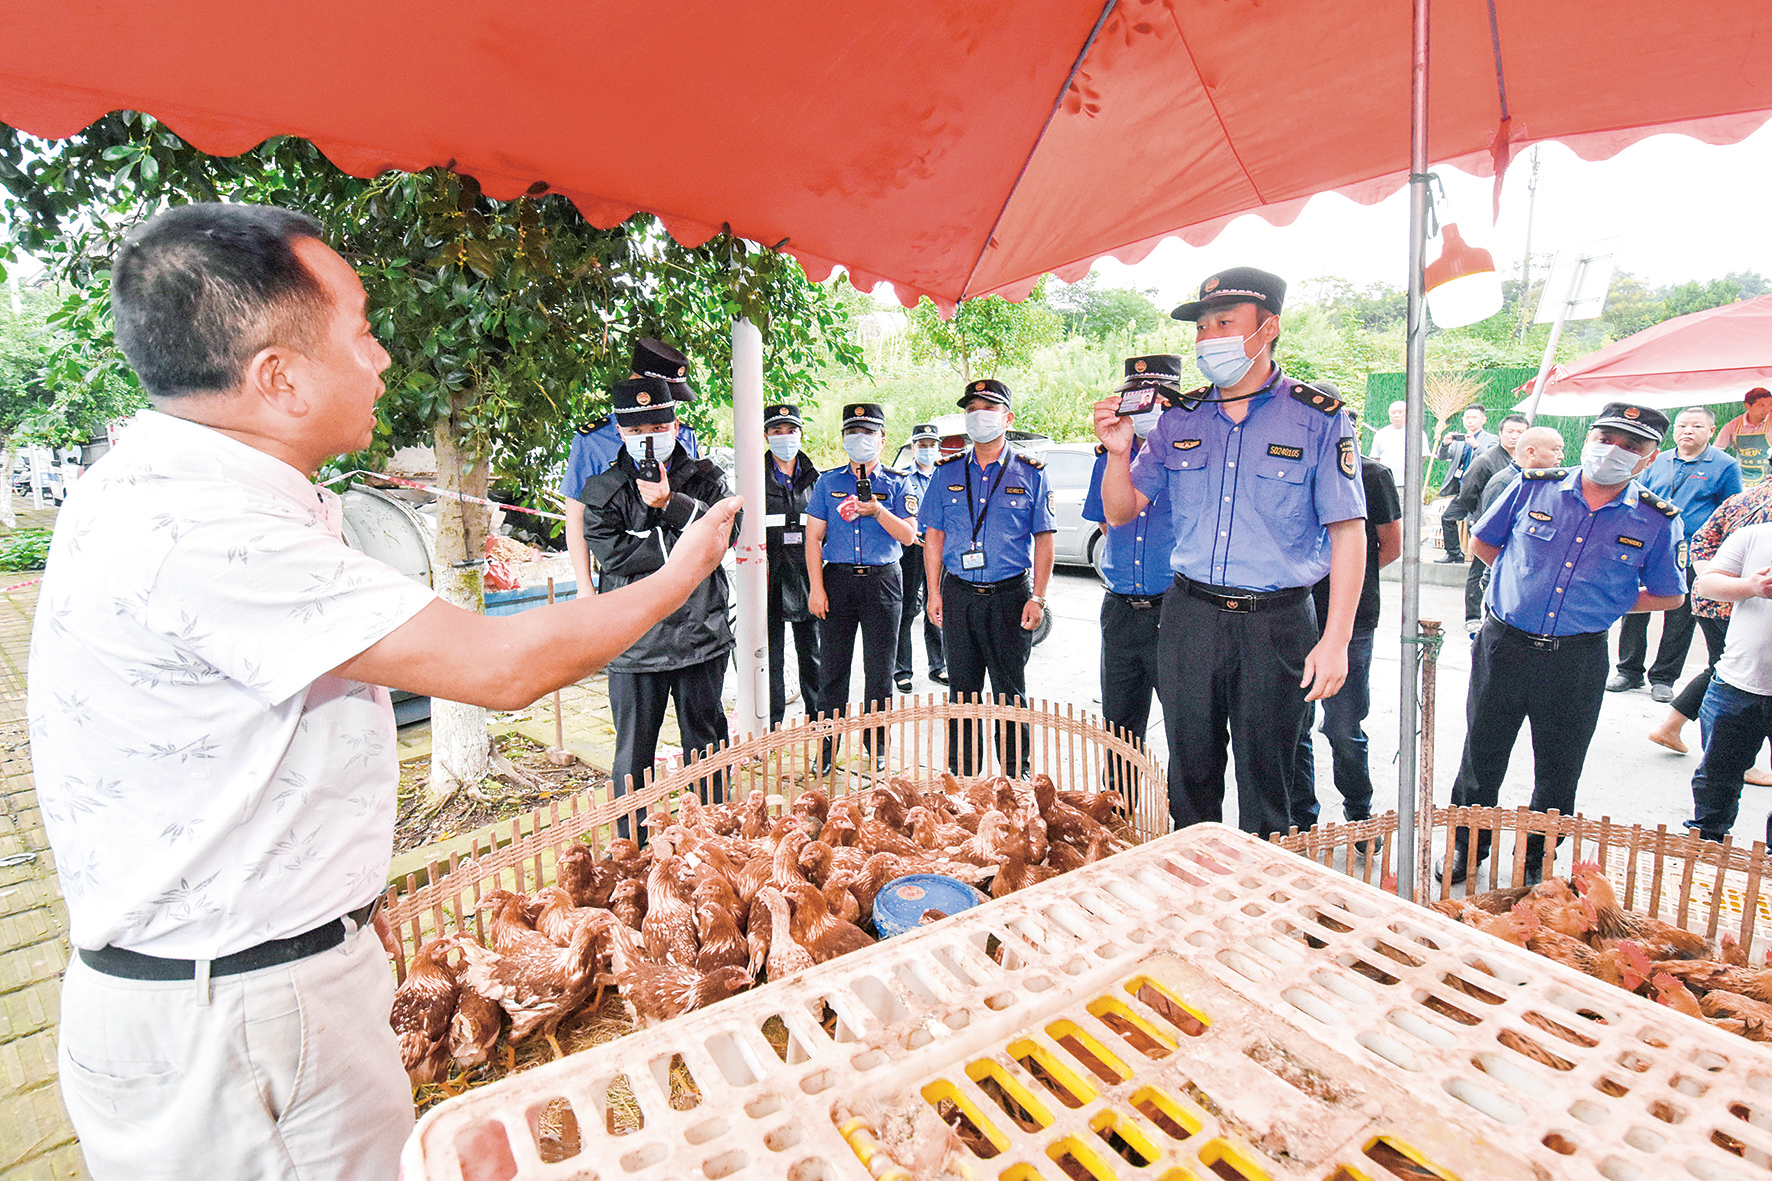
[
  {"left": 816, "top": 563, "right": 902, "bottom": 760},
  {"left": 1158, "top": 583, "right": 1313, "bottom": 839},
  {"left": 895, "top": 545, "right": 944, "bottom": 680},
  {"left": 942, "top": 571, "right": 1033, "bottom": 777},
  {"left": 1100, "top": 589, "right": 1163, "bottom": 746},
  {"left": 1615, "top": 567, "right": 1698, "bottom": 686},
  {"left": 767, "top": 582, "right": 820, "bottom": 729},
  {"left": 1464, "top": 557, "right": 1489, "bottom": 623},
  {"left": 608, "top": 653, "right": 730, "bottom": 840},
  {"left": 1449, "top": 618, "right": 1608, "bottom": 862}
]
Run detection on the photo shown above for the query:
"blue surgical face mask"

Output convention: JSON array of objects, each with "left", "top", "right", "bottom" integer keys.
[
  {"left": 842, "top": 432, "right": 881, "bottom": 464},
  {"left": 965, "top": 409, "right": 1005, "bottom": 443},
  {"left": 1580, "top": 440, "right": 1644, "bottom": 486},
  {"left": 623, "top": 432, "right": 662, "bottom": 465},
  {"left": 914, "top": 445, "right": 939, "bottom": 467},
  {"left": 1130, "top": 407, "right": 1162, "bottom": 438},
  {"left": 1194, "top": 332, "right": 1260, "bottom": 388},
  {"left": 767, "top": 432, "right": 801, "bottom": 461}
]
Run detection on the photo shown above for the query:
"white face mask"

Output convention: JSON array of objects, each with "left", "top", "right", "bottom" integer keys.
[
  {"left": 623, "top": 432, "right": 664, "bottom": 464},
  {"left": 1194, "top": 332, "right": 1260, "bottom": 387},
  {"left": 1129, "top": 407, "right": 1162, "bottom": 438},
  {"left": 1580, "top": 440, "right": 1644, "bottom": 485},
  {"left": 965, "top": 409, "right": 1006, "bottom": 443},
  {"left": 914, "top": 446, "right": 939, "bottom": 467},
  {"left": 842, "top": 432, "right": 881, "bottom": 464},
  {"left": 767, "top": 432, "right": 801, "bottom": 461}
]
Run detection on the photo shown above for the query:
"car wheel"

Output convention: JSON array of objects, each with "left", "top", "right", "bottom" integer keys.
[
  {"left": 1032, "top": 605, "right": 1053, "bottom": 647},
  {"left": 1089, "top": 529, "right": 1108, "bottom": 587}
]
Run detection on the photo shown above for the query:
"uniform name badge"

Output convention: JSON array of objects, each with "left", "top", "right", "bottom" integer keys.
[
  {"left": 962, "top": 547, "right": 986, "bottom": 570},
  {"left": 783, "top": 531, "right": 803, "bottom": 544}
]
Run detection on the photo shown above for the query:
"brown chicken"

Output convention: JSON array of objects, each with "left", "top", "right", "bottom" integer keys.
[
  {"left": 791, "top": 788, "right": 830, "bottom": 842},
  {"left": 1465, "top": 902, "right": 1540, "bottom": 948},
  {"left": 1571, "top": 860, "right": 1713, "bottom": 959},
  {"left": 610, "top": 878, "right": 647, "bottom": 929},
  {"left": 1721, "top": 931, "right": 1749, "bottom": 967},
  {"left": 755, "top": 885, "right": 815, "bottom": 981},
  {"left": 693, "top": 894, "right": 749, "bottom": 975},
  {"left": 784, "top": 878, "right": 876, "bottom": 962},
  {"left": 555, "top": 843, "right": 616, "bottom": 909},
  {"left": 525, "top": 886, "right": 605, "bottom": 947},
  {"left": 642, "top": 854, "right": 700, "bottom": 967},
  {"left": 1647, "top": 959, "right": 1772, "bottom": 1004},
  {"left": 601, "top": 909, "right": 752, "bottom": 1026},
  {"left": 448, "top": 962, "right": 506, "bottom": 1073},
  {"left": 454, "top": 906, "right": 604, "bottom": 1056},
  {"left": 1699, "top": 990, "right": 1772, "bottom": 1040},
  {"left": 1650, "top": 971, "right": 1705, "bottom": 1018},
  {"left": 391, "top": 939, "right": 460, "bottom": 1086}
]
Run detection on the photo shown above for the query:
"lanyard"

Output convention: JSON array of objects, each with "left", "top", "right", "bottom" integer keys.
[{"left": 963, "top": 450, "right": 1012, "bottom": 545}]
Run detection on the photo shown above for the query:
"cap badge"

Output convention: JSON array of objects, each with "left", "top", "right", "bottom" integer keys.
[
  {"left": 636, "top": 391, "right": 651, "bottom": 405},
  {"left": 1203, "top": 277, "right": 1219, "bottom": 293},
  {"left": 974, "top": 381, "right": 987, "bottom": 392},
  {"left": 677, "top": 366, "right": 686, "bottom": 377},
  {"left": 1624, "top": 407, "right": 1640, "bottom": 418},
  {"left": 1134, "top": 360, "right": 1147, "bottom": 373}
]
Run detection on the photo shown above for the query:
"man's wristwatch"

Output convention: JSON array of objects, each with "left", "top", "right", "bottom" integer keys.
[{"left": 1030, "top": 595, "right": 1048, "bottom": 609}]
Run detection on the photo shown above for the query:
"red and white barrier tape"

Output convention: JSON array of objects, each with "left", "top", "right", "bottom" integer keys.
[
  {"left": 2, "top": 577, "right": 43, "bottom": 593},
  {"left": 321, "top": 471, "right": 565, "bottom": 523}
]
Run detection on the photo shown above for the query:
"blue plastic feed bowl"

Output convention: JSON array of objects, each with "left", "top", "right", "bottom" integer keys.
[{"left": 874, "top": 874, "right": 983, "bottom": 937}]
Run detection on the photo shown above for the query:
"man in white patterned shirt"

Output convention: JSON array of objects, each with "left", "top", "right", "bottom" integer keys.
[{"left": 28, "top": 204, "right": 739, "bottom": 1180}]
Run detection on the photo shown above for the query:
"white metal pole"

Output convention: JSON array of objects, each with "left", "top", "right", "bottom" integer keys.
[
  {"left": 1398, "top": 0, "right": 1430, "bottom": 903},
  {"left": 730, "top": 317, "right": 770, "bottom": 743},
  {"left": 1522, "top": 257, "right": 1587, "bottom": 424}
]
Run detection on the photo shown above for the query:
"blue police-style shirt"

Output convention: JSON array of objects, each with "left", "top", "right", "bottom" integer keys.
[
  {"left": 807, "top": 463, "right": 913, "bottom": 565},
  {"left": 1084, "top": 441, "right": 1174, "bottom": 596},
  {"left": 898, "top": 464, "right": 935, "bottom": 543},
  {"left": 1641, "top": 445, "right": 1743, "bottom": 544},
  {"left": 918, "top": 448, "right": 1057, "bottom": 582},
  {"left": 1127, "top": 367, "right": 1368, "bottom": 593},
  {"left": 559, "top": 419, "right": 701, "bottom": 500},
  {"left": 1475, "top": 468, "right": 1686, "bottom": 636}
]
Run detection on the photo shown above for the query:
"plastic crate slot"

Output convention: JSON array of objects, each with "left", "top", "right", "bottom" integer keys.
[
  {"left": 1597, "top": 1157, "right": 1642, "bottom": 1181},
  {"left": 600, "top": 1074, "right": 643, "bottom": 1135},
  {"left": 1027, "top": 974, "right": 1056, "bottom": 993},
  {"left": 985, "top": 991, "right": 1017, "bottom": 1011},
  {"left": 656, "top": 1051, "right": 702, "bottom": 1110},
  {"left": 850, "top": 1047, "right": 889, "bottom": 1071},
  {"left": 703, "top": 1031, "right": 761, "bottom": 1088},
  {"left": 1060, "top": 955, "right": 1090, "bottom": 976},
  {"left": 744, "top": 1092, "right": 786, "bottom": 1119},
  {"left": 959, "top": 1064, "right": 1048, "bottom": 1135},
  {"left": 1048, "top": 1020, "right": 1131, "bottom": 1083},
  {"left": 1324, "top": 890, "right": 1382, "bottom": 920},
  {"left": 799, "top": 1068, "right": 835, "bottom": 1094},
  {"left": 528, "top": 1096, "right": 582, "bottom": 1164},
  {"left": 891, "top": 960, "right": 942, "bottom": 1005},
  {"left": 1046, "top": 1133, "right": 1116, "bottom": 1180},
  {"left": 1438, "top": 972, "right": 1503, "bottom": 1005},
  {"left": 1623, "top": 1124, "right": 1667, "bottom": 1154},
  {"left": 618, "top": 1142, "right": 667, "bottom": 1171},
  {"left": 1387, "top": 1007, "right": 1456, "bottom": 1048},
  {"left": 785, "top": 1160, "right": 834, "bottom": 1181},
  {"left": 1671, "top": 1071, "right": 1713, "bottom": 1097},
  {"left": 1362, "top": 1136, "right": 1454, "bottom": 1179},
  {"left": 1751, "top": 1074, "right": 1772, "bottom": 1097},
  {"left": 1247, "top": 1038, "right": 1360, "bottom": 1104},
  {"left": 1131, "top": 1085, "right": 1200, "bottom": 1141},
  {"left": 1542, "top": 1130, "right": 1581, "bottom": 1156},
  {"left": 1086, "top": 995, "right": 1175, "bottom": 1058},
  {"left": 1710, "top": 1119, "right": 1772, "bottom": 1171},
  {"left": 804, "top": 995, "right": 856, "bottom": 1043},
  {"left": 1241, "top": 902, "right": 1265, "bottom": 917},
  {"left": 1089, "top": 1109, "right": 1160, "bottom": 1168},
  {"left": 1354, "top": 1029, "right": 1423, "bottom": 1072},
  {"left": 1217, "top": 948, "right": 1274, "bottom": 984},
  {"left": 1709, "top": 1127, "right": 1751, "bottom": 1162},
  {"left": 762, "top": 1122, "right": 803, "bottom": 1152},
  {"left": 1196, "top": 1137, "right": 1271, "bottom": 1180},
  {"left": 1159, "top": 858, "right": 1209, "bottom": 888},
  {"left": 1494, "top": 1028, "right": 1575, "bottom": 1073},
  {"left": 1010, "top": 1038, "right": 1098, "bottom": 1108},
  {"left": 1471, "top": 1051, "right": 1553, "bottom": 1096},
  {"left": 1311, "top": 968, "right": 1375, "bottom": 1006},
  {"left": 851, "top": 973, "right": 911, "bottom": 1024},
  {"left": 1282, "top": 987, "right": 1342, "bottom": 1026},
  {"left": 761, "top": 1013, "right": 813, "bottom": 1064},
  {"left": 1442, "top": 1075, "right": 1527, "bottom": 1124},
  {"left": 1340, "top": 956, "right": 1399, "bottom": 987},
  {"left": 1732, "top": 1100, "right": 1772, "bottom": 1134},
  {"left": 1182, "top": 850, "right": 1234, "bottom": 878},
  {"left": 1102, "top": 876, "right": 1155, "bottom": 910},
  {"left": 1364, "top": 938, "right": 1424, "bottom": 969},
  {"left": 1570, "top": 1098, "right": 1609, "bottom": 1125},
  {"left": 905, "top": 1025, "right": 935, "bottom": 1050},
  {"left": 933, "top": 945, "right": 981, "bottom": 986},
  {"left": 700, "top": 1147, "right": 749, "bottom": 1178},
  {"left": 1520, "top": 1008, "right": 1600, "bottom": 1049},
  {"left": 921, "top": 1079, "right": 1007, "bottom": 1159},
  {"left": 1596, "top": 1075, "right": 1632, "bottom": 1098},
  {"left": 1650, "top": 1097, "right": 1689, "bottom": 1124},
  {"left": 1617, "top": 1049, "right": 1654, "bottom": 1075},
  {"left": 1690, "top": 1047, "right": 1733, "bottom": 1074},
  {"left": 1245, "top": 933, "right": 1304, "bottom": 967},
  {"left": 453, "top": 1121, "right": 518, "bottom": 1181},
  {"left": 684, "top": 1115, "right": 728, "bottom": 1146},
  {"left": 1043, "top": 901, "right": 1098, "bottom": 942},
  {"left": 999, "top": 1166, "right": 1048, "bottom": 1181},
  {"left": 1093, "top": 941, "right": 1128, "bottom": 960},
  {"left": 1133, "top": 868, "right": 1176, "bottom": 897},
  {"left": 1416, "top": 990, "right": 1481, "bottom": 1026},
  {"left": 944, "top": 1009, "right": 972, "bottom": 1030},
  {"left": 1125, "top": 976, "right": 1210, "bottom": 1037}
]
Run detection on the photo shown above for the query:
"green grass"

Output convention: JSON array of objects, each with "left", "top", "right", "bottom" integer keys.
[{"left": 0, "top": 529, "right": 51, "bottom": 571}]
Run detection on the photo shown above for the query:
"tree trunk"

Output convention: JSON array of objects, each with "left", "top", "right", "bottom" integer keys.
[
  {"left": 0, "top": 441, "right": 15, "bottom": 531},
  {"left": 425, "top": 394, "right": 493, "bottom": 809}
]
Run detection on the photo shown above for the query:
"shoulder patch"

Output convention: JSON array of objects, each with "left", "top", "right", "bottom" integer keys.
[
  {"left": 1013, "top": 448, "right": 1044, "bottom": 471},
  {"left": 576, "top": 413, "right": 611, "bottom": 435},
  {"left": 1639, "top": 488, "right": 1680, "bottom": 519},
  {"left": 1523, "top": 467, "right": 1569, "bottom": 481},
  {"left": 1337, "top": 436, "right": 1356, "bottom": 478},
  {"left": 1290, "top": 382, "right": 1344, "bottom": 415}
]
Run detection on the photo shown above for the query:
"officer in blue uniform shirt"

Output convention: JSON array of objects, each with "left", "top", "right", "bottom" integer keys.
[
  {"left": 1442, "top": 402, "right": 1687, "bottom": 885},
  {"left": 1083, "top": 355, "right": 1181, "bottom": 762},
  {"left": 561, "top": 337, "right": 701, "bottom": 595},
  {"left": 921, "top": 378, "right": 1056, "bottom": 777},
  {"left": 895, "top": 421, "right": 945, "bottom": 693},
  {"left": 806, "top": 403, "right": 917, "bottom": 771},
  {"left": 1093, "top": 266, "right": 1368, "bottom": 839},
  {"left": 763, "top": 402, "right": 821, "bottom": 729}
]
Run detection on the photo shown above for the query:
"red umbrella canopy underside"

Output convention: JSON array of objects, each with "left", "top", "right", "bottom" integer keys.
[{"left": 2, "top": 0, "right": 1771, "bottom": 307}]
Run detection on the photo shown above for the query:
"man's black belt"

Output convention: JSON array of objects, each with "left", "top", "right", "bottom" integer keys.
[
  {"left": 79, "top": 898, "right": 382, "bottom": 981},
  {"left": 945, "top": 572, "right": 1028, "bottom": 596},
  {"left": 825, "top": 562, "right": 891, "bottom": 577},
  {"left": 1175, "top": 573, "right": 1309, "bottom": 614},
  {"left": 1109, "top": 590, "right": 1164, "bottom": 610},
  {"left": 1486, "top": 613, "right": 1605, "bottom": 653}
]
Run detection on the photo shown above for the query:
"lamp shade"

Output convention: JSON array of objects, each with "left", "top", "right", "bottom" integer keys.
[{"left": 1425, "top": 223, "right": 1504, "bottom": 329}]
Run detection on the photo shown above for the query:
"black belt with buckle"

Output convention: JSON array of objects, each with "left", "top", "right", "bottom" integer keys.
[
  {"left": 1487, "top": 613, "right": 1605, "bottom": 653},
  {"left": 1110, "top": 591, "right": 1164, "bottom": 610},
  {"left": 945, "top": 572, "right": 1028, "bottom": 596},
  {"left": 826, "top": 562, "right": 889, "bottom": 577},
  {"left": 1175, "top": 573, "right": 1309, "bottom": 614},
  {"left": 79, "top": 897, "right": 382, "bottom": 981}
]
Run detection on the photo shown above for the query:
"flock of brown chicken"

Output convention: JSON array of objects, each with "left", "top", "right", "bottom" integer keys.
[
  {"left": 1422, "top": 860, "right": 1772, "bottom": 1044},
  {"left": 390, "top": 773, "right": 1131, "bottom": 1089}
]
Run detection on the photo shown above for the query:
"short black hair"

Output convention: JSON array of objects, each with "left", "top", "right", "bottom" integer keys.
[
  {"left": 111, "top": 203, "right": 330, "bottom": 401},
  {"left": 1463, "top": 404, "right": 1489, "bottom": 418},
  {"left": 1500, "top": 413, "right": 1530, "bottom": 429},
  {"left": 1677, "top": 406, "right": 1716, "bottom": 426}
]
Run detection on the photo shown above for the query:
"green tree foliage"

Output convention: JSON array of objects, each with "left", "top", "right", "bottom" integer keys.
[
  {"left": 1047, "top": 275, "right": 1166, "bottom": 342},
  {"left": 905, "top": 278, "right": 1063, "bottom": 380}
]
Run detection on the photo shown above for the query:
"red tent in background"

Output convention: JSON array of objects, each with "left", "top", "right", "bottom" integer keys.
[
  {"left": 2, "top": 1, "right": 1770, "bottom": 307},
  {"left": 1518, "top": 296, "right": 1772, "bottom": 416}
]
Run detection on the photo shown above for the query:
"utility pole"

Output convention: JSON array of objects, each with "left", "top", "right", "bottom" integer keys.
[{"left": 1515, "top": 146, "right": 1540, "bottom": 340}]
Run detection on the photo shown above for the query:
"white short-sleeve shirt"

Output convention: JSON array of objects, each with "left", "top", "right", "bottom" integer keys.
[
  {"left": 28, "top": 411, "right": 437, "bottom": 958},
  {"left": 1711, "top": 522, "right": 1772, "bottom": 698}
]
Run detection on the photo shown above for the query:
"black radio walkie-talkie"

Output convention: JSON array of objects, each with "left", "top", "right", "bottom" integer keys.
[
  {"left": 853, "top": 464, "right": 873, "bottom": 503},
  {"left": 637, "top": 436, "right": 661, "bottom": 483}
]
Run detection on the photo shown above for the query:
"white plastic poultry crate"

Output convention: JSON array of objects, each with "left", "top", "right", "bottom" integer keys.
[{"left": 402, "top": 823, "right": 1772, "bottom": 1181}]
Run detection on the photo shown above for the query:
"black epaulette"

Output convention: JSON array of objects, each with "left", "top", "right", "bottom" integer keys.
[
  {"left": 1290, "top": 381, "right": 1344, "bottom": 415},
  {"left": 1015, "top": 448, "right": 1044, "bottom": 471},
  {"left": 576, "top": 413, "right": 611, "bottom": 435},
  {"left": 1523, "top": 467, "right": 1569, "bottom": 481},
  {"left": 1639, "top": 488, "right": 1680, "bottom": 519},
  {"left": 1094, "top": 442, "right": 1107, "bottom": 456},
  {"left": 934, "top": 453, "right": 964, "bottom": 467},
  {"left": 1172, "top": 384, "right": 1211, "bottom": 412}
]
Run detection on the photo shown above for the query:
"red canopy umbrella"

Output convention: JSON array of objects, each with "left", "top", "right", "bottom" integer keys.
[
  {"left": 1, "top": 1, "right": 1769, "bottom": 307},
  {"left": 1518, "top": 295, "right": 1772, "bottom": 416}
]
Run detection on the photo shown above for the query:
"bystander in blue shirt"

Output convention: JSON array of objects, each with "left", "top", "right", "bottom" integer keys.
[
  {"left": 560, "top": 418, "right": 700, "bottom": 500},
  {"left": 919, "top": 450, "right": 1055, "bottom": 582},
  {"left": 1640, "top": 444, "right": 1743, "bottom": 543},
  {"left": 807, "top": 464, "right": 913, "bottom": 565},
  {"left": 1084, "top": 441, "right": 1174, "bottom": 596}
]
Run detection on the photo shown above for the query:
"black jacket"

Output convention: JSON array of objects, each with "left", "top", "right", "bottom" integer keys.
[
  {"left": 579, "top": 445, "right": 733, "bottom": 674},
  {"left": 1451, "top": 443, "right": 1514, "bottom": 519},
  {"left": 764, "top": 452, "right": 821, "bottom": 623}
]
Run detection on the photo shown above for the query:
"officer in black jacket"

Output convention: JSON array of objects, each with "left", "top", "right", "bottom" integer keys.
[
  {"left": 763, "top": 403, "right": 821, "bottom": 729},
  {"left": 580, "top": 376, "right": 735, "bottom": 834}
]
